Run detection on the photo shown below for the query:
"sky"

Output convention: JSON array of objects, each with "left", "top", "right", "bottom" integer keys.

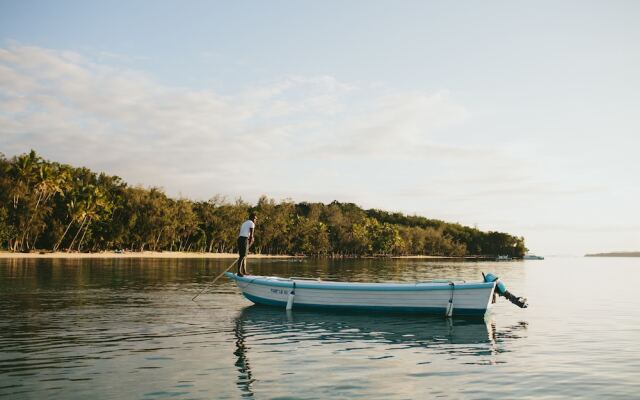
[{"left": 1, "top": 1, "right": 639, "bottom": 255}]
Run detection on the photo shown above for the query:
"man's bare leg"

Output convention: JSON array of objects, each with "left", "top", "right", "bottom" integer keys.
[{"left": 237, "top": 255, "right": 245, "bottom": 276}]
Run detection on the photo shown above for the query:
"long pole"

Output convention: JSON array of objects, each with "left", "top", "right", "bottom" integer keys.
[{"left": 192, "top": 258, "right": 238, "bottom": 301}]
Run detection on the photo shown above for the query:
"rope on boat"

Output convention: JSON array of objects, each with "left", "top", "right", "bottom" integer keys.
[
  {"left": 446, "top": 281, "right": 455, "bottom": 318},
  {"left": 286, "top": 281, "right": 296, "bottom": 310},
  {"left": 191, "top": 259, "right": 238, "bottom": 301}
]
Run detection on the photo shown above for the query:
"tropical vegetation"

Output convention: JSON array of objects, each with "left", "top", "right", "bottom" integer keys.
[{"left": 0, "top": 151, "right": 527, "bottom": 257}]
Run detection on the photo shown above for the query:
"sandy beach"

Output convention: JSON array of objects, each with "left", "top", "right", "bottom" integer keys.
[{"left": 0, "top": 251, "right": 297, "bottom": 259}]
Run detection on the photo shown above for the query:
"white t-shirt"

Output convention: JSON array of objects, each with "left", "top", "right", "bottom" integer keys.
[{"left": 239, "top": 220, "right": 255, "bottom": 238}]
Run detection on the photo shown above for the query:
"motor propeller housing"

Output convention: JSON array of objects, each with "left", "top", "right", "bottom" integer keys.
[{"left": 483, "top": 273, "right": 528, "bottom": 308}]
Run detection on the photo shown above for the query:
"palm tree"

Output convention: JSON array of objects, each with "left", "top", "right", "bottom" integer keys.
[
  {"left": 53, "top": 198, "right": 78, "bottom": 252},
  {"left": 76, "top": 186, "right": 112, "bottom": 252},
  {"left": 21, "top": 162, "right": 67, "bottom": 249},
  {"left": 9, "top": 150, "right": 40, "bottom": 251}
]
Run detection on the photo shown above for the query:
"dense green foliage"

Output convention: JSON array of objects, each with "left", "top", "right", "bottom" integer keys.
[{"left": 0, "top": 151, "right": 527, "bottom": 257}]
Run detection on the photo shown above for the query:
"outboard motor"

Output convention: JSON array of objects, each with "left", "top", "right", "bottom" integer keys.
[{"left": 483, "top": 273, "right": 528, "bottom": 308}]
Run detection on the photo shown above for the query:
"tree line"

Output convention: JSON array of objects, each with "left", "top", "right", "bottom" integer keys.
[{"left": 0, "top": 151, "right": 527, "bottom": 257}]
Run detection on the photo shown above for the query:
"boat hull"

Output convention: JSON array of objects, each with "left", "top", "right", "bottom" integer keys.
[{"left": 225, "top": 273, "right": 496, "bottom": 316}]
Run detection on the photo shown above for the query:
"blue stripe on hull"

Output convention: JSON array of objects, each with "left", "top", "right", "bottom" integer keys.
[
  {"left": 224, "top": 272, "right": 494, "bottom": 292},
  {"left": 242, "top": 292, "right": 487, "bottom": 316}
]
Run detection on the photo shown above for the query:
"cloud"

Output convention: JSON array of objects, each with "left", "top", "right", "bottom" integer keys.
[
  {"left": 516, "top": 223, "right": 640, "bottom": 232},
  {"left": 0, "top": 43, "right": 475, "bottom": 199},
  {"left": 303, "top": 90, "right": 471, "bottom": 159}
]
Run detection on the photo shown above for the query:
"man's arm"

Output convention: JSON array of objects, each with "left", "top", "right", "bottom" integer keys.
[{"left": 248, "top": 227, "right": 255, "bottom": 246}]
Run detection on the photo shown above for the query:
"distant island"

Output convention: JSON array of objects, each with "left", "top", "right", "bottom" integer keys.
[
  {"left": 0, "top": 150, "right": 527, "bottom": 258},
  {"left": 585, "top": 252, "right": 640, "bottom": 258}
]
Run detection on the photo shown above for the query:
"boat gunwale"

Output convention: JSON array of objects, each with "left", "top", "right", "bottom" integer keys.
[{"left": 224, "top": 272, "right": 495, "bottom": 291}]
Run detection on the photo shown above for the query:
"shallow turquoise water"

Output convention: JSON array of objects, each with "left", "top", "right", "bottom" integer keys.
[{"left": 1, "top": 257, "right": 639, "bottom": 399}]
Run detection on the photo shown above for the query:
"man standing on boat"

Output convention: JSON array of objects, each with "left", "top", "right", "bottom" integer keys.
[{"left": 237, "top": 213, "right": 257, "bottom": 276}]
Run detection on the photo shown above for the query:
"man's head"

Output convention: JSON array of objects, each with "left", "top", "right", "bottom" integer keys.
[{"left": 249, "top": 213, "right": 257, "bottom": 222}]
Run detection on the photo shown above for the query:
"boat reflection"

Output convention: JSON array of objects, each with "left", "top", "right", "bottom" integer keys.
[
  {"left": 232, "top": 306, "right": 527, "bottom": 397},
  {"left": 237, "top": 305, "right": 494, "bottom": 345}
]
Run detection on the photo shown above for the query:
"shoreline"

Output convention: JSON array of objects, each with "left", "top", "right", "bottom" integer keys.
[
  {"left": 0, "top": 251, "right": 497, "bottom": 260},
  {"left": 390, "top": 255, "right": 495, "bottom": 260},
  {"left": 585, "top": 252, "right": 640, "bottom": 258},
  {"left": 0, "top": 251, "right": 298, "bottom": 259}
]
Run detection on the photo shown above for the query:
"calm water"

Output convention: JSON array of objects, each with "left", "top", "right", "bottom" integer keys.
[{"left": 1, "top": 257, "right": 639, "bottom": 399}]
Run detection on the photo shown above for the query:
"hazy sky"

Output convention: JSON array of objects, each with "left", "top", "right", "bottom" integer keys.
[{"left": 1, "top": 1, "right": 639, "bottom": 255}]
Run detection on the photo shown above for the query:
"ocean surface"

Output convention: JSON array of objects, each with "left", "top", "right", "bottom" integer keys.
[{"left": 1, "top": 256, "right": 639, "bottom": 399}]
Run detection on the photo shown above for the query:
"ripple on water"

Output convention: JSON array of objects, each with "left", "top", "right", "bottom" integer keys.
[{"left": 2, "top": 257, "right": 640, "bottom": 399}]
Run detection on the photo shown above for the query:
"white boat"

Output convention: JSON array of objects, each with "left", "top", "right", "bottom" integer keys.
[
  {"left": 523, "top": 254, "right": 544, "bottom": 260},
  {"left": 224, "top": 272, "right": 528, "bottom": 317}
]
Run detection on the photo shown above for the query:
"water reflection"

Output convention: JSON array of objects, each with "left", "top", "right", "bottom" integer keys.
[
  {"left": 232, "top": 305, "right": 528, "bottom": 396},
  {"left": 236, "top": 305, "right": 493, "bottom": 347},
  {"left": 234, "top": 315, "right": 255, "bottom": 398}
]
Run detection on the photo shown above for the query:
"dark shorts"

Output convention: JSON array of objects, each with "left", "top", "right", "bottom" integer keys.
[{"left": 237, "top": 236, "right": 248, "bottom": 257}]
